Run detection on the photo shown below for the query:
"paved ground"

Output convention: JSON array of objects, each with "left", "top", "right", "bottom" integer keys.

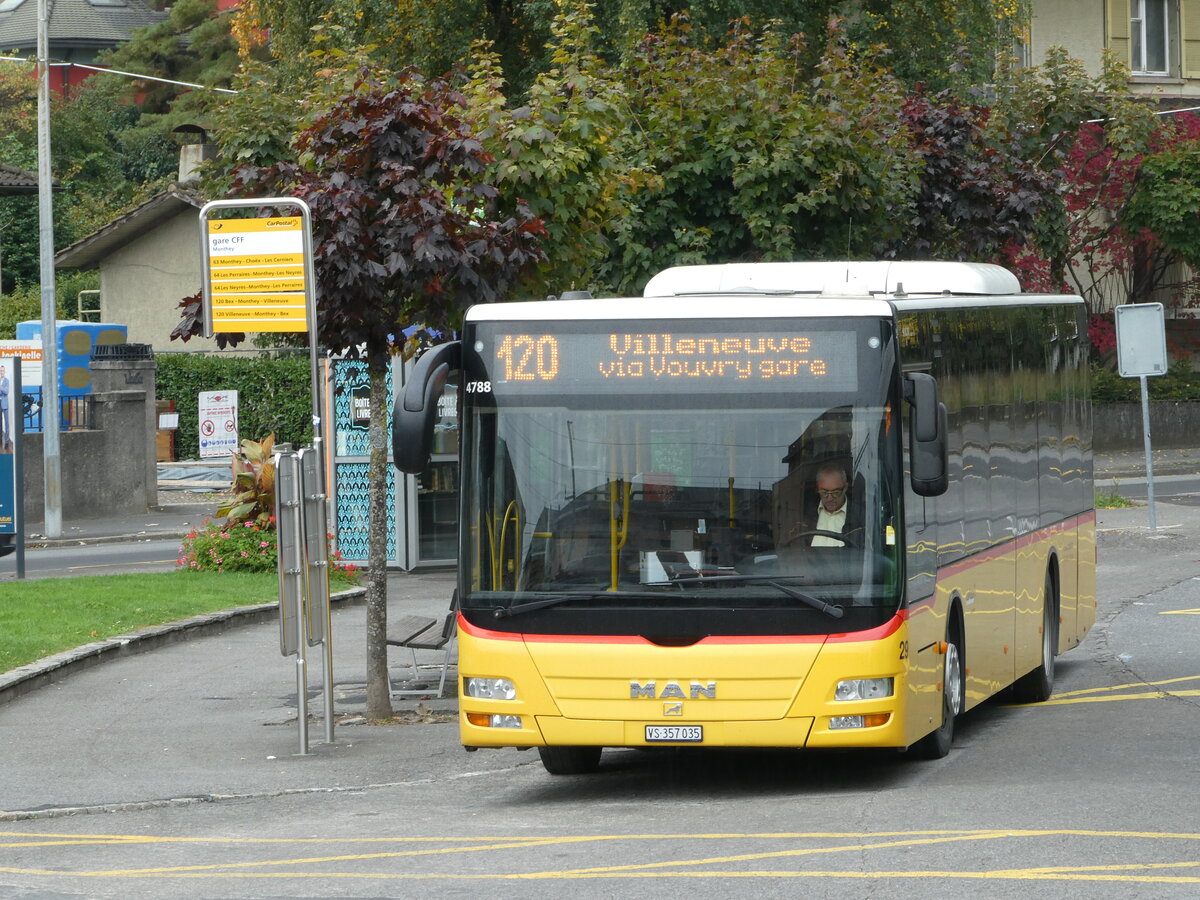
[
  {"left": 0, "top": 566, "right": 462, "bottom": 819},
  {"left": 1, "top": 448, "right": 1197, "bottom": 820}
]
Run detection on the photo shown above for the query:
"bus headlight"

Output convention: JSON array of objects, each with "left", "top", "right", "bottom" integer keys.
[
  {"left": 835, "top": 677, "right": 894, "bottom": 701},
  {"left": 467, "top": 713, "right": 523, "bottom": 729},
  {"left": 464, "top": 677, "right": 517, "bottom": 700},
  {"left": 829, "top": 713, "right": 891, "bottom": 730}
]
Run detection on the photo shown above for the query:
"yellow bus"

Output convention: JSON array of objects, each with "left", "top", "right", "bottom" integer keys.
[{"left": 393, "top": 261, "right": 1095, "bottom": 774}]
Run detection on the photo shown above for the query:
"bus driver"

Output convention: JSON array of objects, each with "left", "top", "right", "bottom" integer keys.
[{"left": 810, "top": 463, "right": 858, "bottom": 546}]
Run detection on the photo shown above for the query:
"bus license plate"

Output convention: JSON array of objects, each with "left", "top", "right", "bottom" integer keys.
[{"left": 645, "top": 725, "right": 703, "bottom": 743}]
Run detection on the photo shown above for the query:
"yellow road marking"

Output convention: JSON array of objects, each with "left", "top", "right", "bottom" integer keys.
[
  {"left": 1161, "top": 608, "right": 1200, "bottom": 615},
  {"left": 1003, "top": 674, "right": 1200, "bottom": 707},
  {"left": 65, "top": 560, "right": 176, "bottom": 571},
  {"left": 1053, "top": 674, "right": 1200, "bottom": 697},
  {"left": 4, "top": 830, "right": 1200, "bottom": 884}
]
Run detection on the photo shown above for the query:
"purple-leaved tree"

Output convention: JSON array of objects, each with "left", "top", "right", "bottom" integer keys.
[{"left": 180, "top": 68, "right": 544, "bottom": 718}]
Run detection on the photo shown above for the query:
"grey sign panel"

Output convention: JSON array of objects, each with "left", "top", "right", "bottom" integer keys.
[
  {"left": 300, "top": 447, "right": 329, "bottom": 646},
  {"left": 1115, "top": 302, "right": 1168, "bottom": 378},
  {"left": 275, "top": 451, "right": 305, "bottom": 657}
]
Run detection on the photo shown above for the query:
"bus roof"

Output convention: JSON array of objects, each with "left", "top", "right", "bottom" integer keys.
[
  {"left": 643, "top": 261, "right": 1022, "bottom": 298},
  {"left": 465, "top": 294, "right": 894, "bottom": 322},
  {"left": 465, "top": 262, "right": 1083, "bottom": 324}
]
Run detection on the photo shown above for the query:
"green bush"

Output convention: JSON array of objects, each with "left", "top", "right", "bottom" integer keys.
[
  {"left": 155, "top": 353, "right": 312, "bottom": 458},
  {"left": 178, "top": 519, "right": 278, "bottom": 573},
  {"left": 1090, "top": 361, "right": 1200, "bottom": 402},
  {"left": 177, "top": 516, "right": 360, "bottom": 581}
]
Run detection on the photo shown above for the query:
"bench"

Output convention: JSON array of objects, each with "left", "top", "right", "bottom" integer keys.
[{"left": 386, "top": 612, "right": 456, "bottom": 699}]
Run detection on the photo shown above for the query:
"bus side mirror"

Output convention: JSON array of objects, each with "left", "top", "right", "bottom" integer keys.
[
  {"left": 904, "top": 372, "right": 948, "bottom": 497},
  {"left": 393, "top": 341, "right": 461, "bottom": 474}
]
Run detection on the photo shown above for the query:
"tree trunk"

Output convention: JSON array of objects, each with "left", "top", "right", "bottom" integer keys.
[{"left": 364, "top": 353, "right": 393, "bottom": 720}]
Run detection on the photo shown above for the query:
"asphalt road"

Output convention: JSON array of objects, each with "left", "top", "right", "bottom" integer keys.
[
  {"left": 2, "top": 538, "right": 180, "bottom": 579},
  {"left": 2, "top": 502, "right": 1200, "bottom": 897}
]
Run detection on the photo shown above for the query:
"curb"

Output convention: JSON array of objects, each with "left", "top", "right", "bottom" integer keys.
[
  {"left": 23, "top": 531, "right": 192, "bottom": 550},
  {"left": 0, "top": 586, "right": 367, "bottom": 708}
]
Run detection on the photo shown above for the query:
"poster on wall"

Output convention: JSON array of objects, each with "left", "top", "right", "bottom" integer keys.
[
  {"left": 1, "top": 357, "right": 19, "bottom": 538},
  {"left": 0, "top": 341, "right": 42, "bottom": 389},
  {"left": 198, "top": 390, "right": 239, "bottom": 459}
]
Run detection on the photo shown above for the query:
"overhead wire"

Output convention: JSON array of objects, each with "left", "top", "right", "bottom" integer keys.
[{"left": 0, "top": 54, "right": 238, "bottom": 93}]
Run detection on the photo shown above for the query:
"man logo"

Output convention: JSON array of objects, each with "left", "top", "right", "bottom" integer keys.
[
  {"left": 663, "top": 702, "right": 684, "bottom": 716},
  {"left": 630, "top": 680, "right": 717, "bottom": 699}
]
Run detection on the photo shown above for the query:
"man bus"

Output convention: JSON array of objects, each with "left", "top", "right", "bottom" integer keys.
[{"left": 393, "top": 261, "right": 1095, "bottom": 774}]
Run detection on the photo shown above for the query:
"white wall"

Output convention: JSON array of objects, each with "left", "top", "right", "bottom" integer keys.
[
  {"left": 1030, "top": 2, "right": 1107, "bottom": 75},
  {"left": 99, "top": 210, "right": 224, "bottom": 352}
]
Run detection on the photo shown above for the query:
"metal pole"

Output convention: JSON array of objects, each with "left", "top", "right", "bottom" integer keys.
[
  {"left": 36, "top": 0, "right": 62, "bottom": 539},
  {"left": 1140, "top": 374, "right": 1156, "bottom": 532},
  {"left": 303, "top": 226, "right": 335, "bottom": 745},
  {"left": 13, "top": 361, "right": 24, "bottom": 579}
]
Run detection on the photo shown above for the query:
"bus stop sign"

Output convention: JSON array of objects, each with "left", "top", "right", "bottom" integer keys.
[{"left": 1115, "top": 303, "right": 1167, "bottom": 378}]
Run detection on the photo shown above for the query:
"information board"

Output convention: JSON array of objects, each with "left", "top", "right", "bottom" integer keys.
[
  {"left": 205, "top": 216, "right": 309, "bottom": 333},
  {"left": 0, "top": 340, "right": 43, "bottom": 387},
  {"left": 473, "top": 325, "right": 859, "bottom": 396},
  {"left": 198, "top": 390, "right": 239, "bottom": 459},
  {"left": 1115, "top": 303, "right": 1168, "bottom": 378}
]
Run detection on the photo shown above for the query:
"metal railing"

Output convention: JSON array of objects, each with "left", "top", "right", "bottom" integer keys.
[{"left": 22, "top": 394, "right": 92, "bottom": 433}]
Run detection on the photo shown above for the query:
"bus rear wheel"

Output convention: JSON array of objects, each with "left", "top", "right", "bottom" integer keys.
[
  {"left": 1011, "top": 570, "right": 1058, "bottom": 703},
  {"left": 910, "top": 629, "right": 964, "bottom": 760},
  {"left": 538, "top": 745, "right": 602, "bottom": 775}
]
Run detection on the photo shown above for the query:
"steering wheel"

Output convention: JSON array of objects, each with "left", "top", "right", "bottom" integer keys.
[{"left": 789, "top": 529, "right": 863, "bottom": 548}]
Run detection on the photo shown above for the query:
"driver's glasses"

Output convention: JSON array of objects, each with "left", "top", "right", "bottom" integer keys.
[{"left": 817, "top": 488, "right": 846, "bottom": 498}]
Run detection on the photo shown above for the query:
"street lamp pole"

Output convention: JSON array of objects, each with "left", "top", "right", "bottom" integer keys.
[{"left": 37, "top": 0, "right": 62, "bottom": 538}]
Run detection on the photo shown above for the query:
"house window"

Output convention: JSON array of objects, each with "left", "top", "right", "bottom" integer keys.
[{"left": 1132, "top": 0, "right": 1170, "bottom": 74}]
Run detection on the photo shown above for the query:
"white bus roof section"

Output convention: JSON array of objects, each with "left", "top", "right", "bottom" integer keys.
[
  {"left": 643, "top": 261, "right": 1022, "bottom": 298},
  {"left": 466, "top": 294, "right": 894, "bottom": 322}
]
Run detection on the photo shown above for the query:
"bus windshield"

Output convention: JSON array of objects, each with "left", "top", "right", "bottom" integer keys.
[{"left": 460, "top": 317, "right": 903, "bottom": 637}]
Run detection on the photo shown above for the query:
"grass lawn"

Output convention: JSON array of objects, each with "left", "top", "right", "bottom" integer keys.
[{"left": 0, "top": 570, "right": 356, "bottom": 674}]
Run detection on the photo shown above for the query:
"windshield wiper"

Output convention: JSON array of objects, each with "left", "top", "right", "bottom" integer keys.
[
  {"left": 661, "top": 574, "right": 845, "bottom": 619},
  {"left": 492, "top": 590, "right": 667, "bottom": 619}
]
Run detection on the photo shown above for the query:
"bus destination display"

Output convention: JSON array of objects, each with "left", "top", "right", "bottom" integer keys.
[{"left": 477, "top": 328, "right": 859, "bottom": 394}]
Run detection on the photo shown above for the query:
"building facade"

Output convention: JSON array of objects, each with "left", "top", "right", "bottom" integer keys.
[{"left": 1031, "top": 1, "right": 1200, "bottom": 101}]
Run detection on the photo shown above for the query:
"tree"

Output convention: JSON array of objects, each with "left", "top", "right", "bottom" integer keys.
[
  {"left": 0, "top": 67, "right": 177, "bottom": 291},
  {"left": 854, "top": 0, "right": 1031, "bottom": 94},
  {"left": 595, "top": 16, "right": 915, "bottom": 293},
  {"left": 1124, "top": 113, "right": 1200, "bottom": 308},
  {"left": 461, "top": 4, "right": 645, "bottom": 296},
  {"left": 231, "top": 0, "right": 1029, "bottom": 101},
  {"left": 987, "top": 46, "right": 1157, "bottom": 303},
  {"left": 221, "top": 68, "right": 544, "bottom": 718},
  {"left": 886, "top": 88, "right": 1052, "bottom": 262},
  {"left": 97, "top": 0, "right": 238, "bottom": 121}
]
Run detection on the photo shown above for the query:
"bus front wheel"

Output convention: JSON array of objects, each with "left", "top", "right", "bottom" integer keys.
[
  {"left": 910, "top": 627, "right": 964, "bottom": 760},
  {"left": 538, "top": 745, "right": 602, "bottom": 775}
]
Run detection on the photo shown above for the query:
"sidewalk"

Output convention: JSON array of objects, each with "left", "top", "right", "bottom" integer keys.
[
  {"left": 23, "top": 496, "right": 218, "bottom": 547},
  {"left": 0, "top": 570, "right": 467, "bottom": 819},
  {"left": 1091, "top": 446, "right": 1200, "bottom": 483}
]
